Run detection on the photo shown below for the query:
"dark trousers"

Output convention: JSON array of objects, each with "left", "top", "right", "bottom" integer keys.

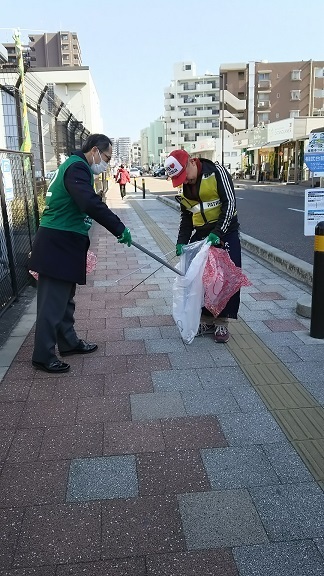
[
  {"left": 119, "top": 184, "right": 126, "bottom": 198},
  {"left": 32, "top": 275, "right": 80, "bottom": 364}
]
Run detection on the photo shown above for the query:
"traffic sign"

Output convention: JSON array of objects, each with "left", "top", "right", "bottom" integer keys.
[{"left": 304, "top": 131, "right": 324, "bottom": 175}]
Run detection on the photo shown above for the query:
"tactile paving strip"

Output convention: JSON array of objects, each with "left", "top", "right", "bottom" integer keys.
[{"left": 131, "top": 198, "right": 324, "bottom": 486}]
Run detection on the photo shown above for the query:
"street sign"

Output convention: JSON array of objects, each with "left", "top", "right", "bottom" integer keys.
[
  {"left": 304, "top": 131, "right": 324, "bottom": 175},
  {"left": 304, "top": 188, "right": 324, "bottom": 235}
]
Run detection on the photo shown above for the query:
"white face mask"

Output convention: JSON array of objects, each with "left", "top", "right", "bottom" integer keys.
[{"left": 91, "top": 150, "right": 108, "bottom": 175}]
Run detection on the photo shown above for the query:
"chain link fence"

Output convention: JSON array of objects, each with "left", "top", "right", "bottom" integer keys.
[{"left": 0, "top": 149, "right": 39, "bottom": 316}]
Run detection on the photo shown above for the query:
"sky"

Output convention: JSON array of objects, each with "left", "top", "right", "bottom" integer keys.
[{"left": 1, "top": 0, "right": 324, "bottom": 142}]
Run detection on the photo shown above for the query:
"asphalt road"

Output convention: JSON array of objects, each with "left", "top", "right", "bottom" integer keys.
[
  {"left": 142, "top": 177, "right": 314, "bottom": 266},
  {"left": 236, "top": 187, "right": 313, "bottom": 265}
]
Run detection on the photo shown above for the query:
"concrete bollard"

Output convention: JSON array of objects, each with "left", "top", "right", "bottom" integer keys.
[{"left": 310, "top": 220, "right": 324, "bottom": 338}]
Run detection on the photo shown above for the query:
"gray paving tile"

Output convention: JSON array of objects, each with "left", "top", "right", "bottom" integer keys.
[
  {"left": 270, "top": 346, "right": 304, "bottom": 363},
  {"left": 145, "top": 339, "right": 186, "bottom": 354},
  {"left": 160, "top": 326, "right": 181, "bottom": 339},
  {"left": 250, "top": 483, "right": 324, "bottom": 540},
  {"left": 262, "top": 442, "right": 314, "bottom": 483},
  {"left": 233, "top": 541, "right": 324, "bottom": 576},
  {"left": 230, "top": 386, "right": 268, "bottom": 412},
  {"left": 152, "top": 369, "right": 202, "bottom": 392},
  {"left": 239, "top": 310, "right": 276, "bottom": 321},
  {"left": 245, "top": 321, "right": 273, "bottom": 334},
  {"left": 286, "top": 361, "right": 323, "bottom": 384},
  {"left": 198, "top": 366, "right": 251, "bottom": 389},
  {"left": 182, "top": 389, "right": 240, "bottom": 416},
  {"left": 207, "top": 347, "right": 239, "bottom": 366},
  {"left": 290, "top": 345, "right": 324, "bottom": 362},
  {"left": 217, "top": 412, "right": 287, "bottom": 445},
  {"left": 168, "top": 351, "right": 215, "bottom": 370},
  {"left": 178, "top": 490, "right": 268, "bottom": 548},
  {"left": 314, "top": 538, "right": 324, "bottom": 558},
  {"left": 201, "top": 446, "right": 280, "bottom": 489},
  {"left": 131, "top": 392, "right": 186, "bottom": 420},
  {"left": 234, "top": 541, "right": 324, "bottom": 576},
  {"left": 122, "top": 307, "right": 154, "bottom": 317},
  {"left": 124, "top": 327, "right": 161, "bottom": 340},
  {"left": 258, "top": 333, "right": 305, "bottom": 347},
  {"left": 66, "top": 456, "right": 138, "bottom": 502}
]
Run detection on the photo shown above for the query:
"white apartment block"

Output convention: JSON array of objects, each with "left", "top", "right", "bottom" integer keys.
[
  {"left": 163, "top": 62, "right": 242, "bottom": 170},
  {"left": 164, "top": 62, "right": 220, "bottom": 152}
]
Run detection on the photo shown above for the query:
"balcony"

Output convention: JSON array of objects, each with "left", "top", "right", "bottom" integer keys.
[{"left": 257, "top": 79, "right": 271, "bottom": 89}]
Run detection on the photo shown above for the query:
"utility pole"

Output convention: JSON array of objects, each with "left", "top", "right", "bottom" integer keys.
[{"left": 221, "top": 73, "right": 225, "bottom": 166}]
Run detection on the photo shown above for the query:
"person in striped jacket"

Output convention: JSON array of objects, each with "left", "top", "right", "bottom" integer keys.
[{"left": 165, "top": 149, "right": 241, "bottom": 343}]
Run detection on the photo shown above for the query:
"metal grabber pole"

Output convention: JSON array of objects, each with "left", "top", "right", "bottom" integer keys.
[
  {"left": 310, "top": 220, "right": 324, "bottom": 338},
  {"left": 131, "top": 240, "right": 184, "bottom": 276}
]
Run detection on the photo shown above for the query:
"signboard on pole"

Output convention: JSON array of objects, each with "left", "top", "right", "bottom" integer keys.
[
  {"left": 304, "top": 131, "right": 324, "bottom": 176},
  {"left": 304, "top": 188, "right": 324, "bottom": 235}
]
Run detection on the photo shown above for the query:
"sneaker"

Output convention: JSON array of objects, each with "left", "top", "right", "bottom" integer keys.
[
  {"left": 214, "top": 325, "right": 230, "bottom": 343},
  {"left": 196, "top": 322, "right": 215, "bottom": 336}
]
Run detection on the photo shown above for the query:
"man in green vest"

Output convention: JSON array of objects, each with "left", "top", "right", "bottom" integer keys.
[
  {"left": 29, "top": 133, "right": 132, "bottom": 373},
  {"left": 165, "top": 149, "right": 241, "bottom": 343}
]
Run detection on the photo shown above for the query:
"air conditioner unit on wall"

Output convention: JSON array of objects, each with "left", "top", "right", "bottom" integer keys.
[{"left": 259, "top": 101, "right": 265, "bottom": 107}]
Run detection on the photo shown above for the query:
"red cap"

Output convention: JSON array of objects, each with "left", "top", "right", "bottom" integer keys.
[{"left": 165, "top": 150, "right": 190, "bottom": 187}]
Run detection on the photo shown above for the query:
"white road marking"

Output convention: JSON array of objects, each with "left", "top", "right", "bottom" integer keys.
[{"left": 288, "top": 208, "right": 304, "bottom": 213}]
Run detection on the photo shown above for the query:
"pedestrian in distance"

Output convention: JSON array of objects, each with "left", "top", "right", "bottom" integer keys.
[
  {"left": 165, "top": 149, "right": 241, "bottom": 343},
  {"left": 115, "top": 164, "right": 130, "bottom": 199},
  {"left": 29, "top": 133, "right": 133, "bottom": 373}
]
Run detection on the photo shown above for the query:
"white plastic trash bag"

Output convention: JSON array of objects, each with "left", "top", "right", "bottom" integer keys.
[{"left": 173, "top": 240, "right": 210, "bottom": 344}]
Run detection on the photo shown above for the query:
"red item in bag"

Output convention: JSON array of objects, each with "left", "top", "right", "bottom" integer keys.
[
  {"left": 29, "top": 250, "right": 97, "bottom": 281},
  {"left": 203, "top": 247, "right": 251, "bottom": 317}
]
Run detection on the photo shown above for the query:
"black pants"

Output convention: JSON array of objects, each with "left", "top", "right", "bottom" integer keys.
[
  {"left": 32, "top": 275, "right": 80, "bottom": 364},
  {"left": 119, "top": 184, "right": 126, "bottom": 198}
]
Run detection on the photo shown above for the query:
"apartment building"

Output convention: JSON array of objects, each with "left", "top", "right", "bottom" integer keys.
[
  {"left": 164, "top": 62, "right": 222, "bottom": 152},
  {"left": 220, "top": 59, "right": 324, "bottom": 129},
  {"left": 131, "top": 142, "right": 141, "bottom": 166},
  {"left": 3, "top": 31, "right": 82, "bottom": 69}
]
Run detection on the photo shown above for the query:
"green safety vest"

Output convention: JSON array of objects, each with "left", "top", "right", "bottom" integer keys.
[
  {"left": 180, "top": 172, "right": 222, "bottom": 227},
  {"left": 40, "top": 155, "right": 93, "bottom": 235}
]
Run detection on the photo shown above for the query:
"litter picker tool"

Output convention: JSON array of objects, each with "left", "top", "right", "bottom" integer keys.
[{"left": 131, "top": 241, "right": 184, "bottom": 276}]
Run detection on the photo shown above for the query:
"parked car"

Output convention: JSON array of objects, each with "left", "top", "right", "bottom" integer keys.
[
  {"left": 129, "top": 167, "right": 141, "bottom": 178},
  {"left": 153, "top": 167, "right": 166, "bottom": 177}
]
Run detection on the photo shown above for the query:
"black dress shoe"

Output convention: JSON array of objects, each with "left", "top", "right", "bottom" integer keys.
[
  {"left": 32, "top": 360, "right": 70, "bottom": 373},
  {"left": 60, "top": 340, "right": 98, "bottom": 356}
]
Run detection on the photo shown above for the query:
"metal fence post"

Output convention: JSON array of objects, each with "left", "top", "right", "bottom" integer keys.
[
  {"left": 310, "top": 220, "right": 324, "bottom": 338},
  {"left": 142, "top": 178, "right": 145, "bottom": 199}
]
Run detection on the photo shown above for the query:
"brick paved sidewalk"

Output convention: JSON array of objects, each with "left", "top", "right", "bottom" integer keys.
[{"left": 1, "top": 181, "right": 324, "bottom": 575}]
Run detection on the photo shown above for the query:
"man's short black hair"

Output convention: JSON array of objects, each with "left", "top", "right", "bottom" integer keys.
[{"left": 82, "top": 134, "right": 112, "bottom": 153}]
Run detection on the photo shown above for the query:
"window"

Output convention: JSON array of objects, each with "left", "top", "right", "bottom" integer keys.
[
  {"left": 231, "top": 151, "right": 238, "bottom": 156},
  {"left": 158, "top": 137, "right": 162, "bottom": 144},
  {"left": 291, "top": 70, "right": 301, "bottom": 81},
  {"left": 258, "top": 73, "right": 270, "bottom": 81},
  {"left": 290, "top": 110, "right": 300, "bottom": 118},
  {"left": 63, "top": 54, "right": 70, "bottom": 60},
  {"left": 277, "top": 93, "right": 280, "bottom": 98},
  {"left": 62, "top": 44, "right": 69, "bottom": 51},
  {"left": 257, "top": 113, "right": 270, "bottom": 122},
  {"left": 61, "top": 34, "right": 68, "bottom": 40},
  {"left": 184, "top": 64, "right": 191, "bottom": 70},
  {"left": 238, "top": 71, "right": 244, "bottom": 78},
  {"left": 238, "top": 91, "right": 245, "bottom": 98},
  {"left": 291, "top": 90, "right": 301, "bottom": 100}
]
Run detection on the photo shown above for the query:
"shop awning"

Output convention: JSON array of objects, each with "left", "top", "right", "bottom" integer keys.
[{"left": 247, "top": 139, "right": 289, "bottom": 150}]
